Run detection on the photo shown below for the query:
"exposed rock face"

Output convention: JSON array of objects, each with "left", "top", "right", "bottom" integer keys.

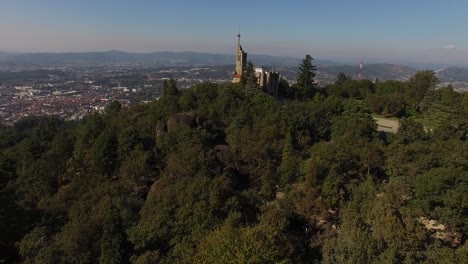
[
  {"left": 156, "top": 112, "right": 198, "bottom": 139},
  {"left": 195, "top": 116, "right": 204, "bottom": 128},
  {"left": 155, "top": 121, "right": 167, "bottom": 139},
  {"left": 131, "top": 112, "right": 145, "bottom": 122},
  {"left": 419, "top": 216, "right": 446, "bottom": 231},
  {"left": 202, "top": 120, "right": 214, "bottom": 130},
  {"left": 147, "top": 180, "right": 167, "bottom": 200},
  {"left": 157, "top": 113, "right": 218, "bottom": 138},
  {"left": 167, "top": 112, "right": 197, "bottom": 131},
  {"left": 418, "top": 216, "right": 462, "bottom": 247},
  {"left": 214, "top": 145, "right": 232, "bottom": 166}
]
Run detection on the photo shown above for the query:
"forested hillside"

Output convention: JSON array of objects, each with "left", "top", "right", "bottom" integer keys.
[{"left": 1, "top": 60, "right": 467, "bottom": 263}]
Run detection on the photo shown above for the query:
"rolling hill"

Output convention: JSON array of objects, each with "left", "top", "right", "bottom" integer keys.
[{"left": 2, "top": 51, "right": 468, "bottom": 89}]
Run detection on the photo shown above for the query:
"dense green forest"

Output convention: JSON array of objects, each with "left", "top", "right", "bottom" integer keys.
[{"left": 1, "top": 57, "right": 467, "bottom": 263}]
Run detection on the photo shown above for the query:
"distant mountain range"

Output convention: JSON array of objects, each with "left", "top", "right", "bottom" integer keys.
[
  {"left": 1, "top": 51, "right": 467, "bottom": 89},
  {"left": 273, "top": 64, "right": 468, "bottom": 90},
  {"left": 436, "top": 67, "right": 468, "bottom": 83},
  {"left": 321, "top": 64, "right": 419, "bottom": 81},
  {"left": 0, "top": 52, "right": 10, "bottom": 61},
  {"left": 0, "top": 50, "right": 309, "bottom": 67}
]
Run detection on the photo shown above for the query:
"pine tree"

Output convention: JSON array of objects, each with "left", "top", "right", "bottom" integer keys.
[
  {"left": 93, "top": 130, "right": 117, "bottom": 177},
  {"left": 407, "top": 70, "right": 438, "bottom": 108},
  {"left": 296, "top": 54, "right": 317, "bottom": 100},
  {"left": 278, "top": 131, "right": 298, "bottom": 185},
  {"left": 105, "top": 100, "right": 122, "bottom": 117},
  {"left": 335, "top": 72, "right": 352, "bottom": 85},
  {"left": 419, "top": 89, "right": 435, "bottom": 115},
  {"left": 99, "top": 207, "right": 125, "bottom": 264},
  {"left": 242, "top": 61, "right": 259, "bottom": 96},
  {"left": 297, "top": 54, "right": 317, "bottom": 87},
  {"left": 162, "top": 78, "right": 179, "bottom": 97}
]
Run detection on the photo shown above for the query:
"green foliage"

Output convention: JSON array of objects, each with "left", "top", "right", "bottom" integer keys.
[
  {"left": 193, "top": 224, "right": 293, "bottom": 264},
  {"left": 327, "top": 79, "right": 375, "bottom": 99},
  {"left": 117, "top": 126, "right": 140, "bottom": 155},
  {"left": 335, "top": 72, "right": 352, "bottom": 85},
  {"left": 278, "top": 78, "right": 291, "bottom": 98},
  {"left": 376, "top": 80, "right": 407, "bottom": 95},
  {"left": 462, "top": 93, "right": 468, "bottom": 114},
  {"left": 342, "top": 98, "right": 372, "bottom": 117},
  {"left": 281, "top": 97, "right": 343, "bottom": 147},
  {"left": 367, "top": 93, "right": 406, "bottom": 117},
  {"left": 105, "top": 100, "right": 122, "bottom": 117},
  {"left": 99, "top": 207, "right": 126, "bottom": 264},
  {"left": 17, "top": 226, "right": 60, "bottom": 264},
  {"left": 93, "top": 130, "right": 118, "bottom": 176},
  {"left": 119, "top": 145, "right": 152, "bottom": 185},
  {"left": 148, "top": 79, "right": 181, "bottom": 121},
  {"left": 243, "top": 61, "right": 260, "bottom": 95},
  {"left": 1, "top": 78, "right": 467, "bottom": 263},
  {"left": 130, "top": 175, "right": 239, "bottom": 262},
  {"left": 406, "top": 70, "right": 438, "bottom": 108},
  {"left": 179, "top": 82, "right": 219, "bottom": 115},
  {"left": 397, "top": 118, "right": 426, "bottom": 144},
  {"left": 297, "top": 54, "right": 316, "bottom": 88},
  {"left": 414, "top": 167, "right": 468, "bottom": 229},
  {"left": 295, "top": 54, "right": 317, "bottom": 100},
  {"left": 278, "top": 132, "right": 300, "bottom": 186},
  {"left": 214, "top": 83, "right": 246, "bottom": 124},
  {"left": 412, "top": 84, "right": 466, "bottom": 131},
  {"left": 162, "top": 78, "right": 178, "bottom": 97}
]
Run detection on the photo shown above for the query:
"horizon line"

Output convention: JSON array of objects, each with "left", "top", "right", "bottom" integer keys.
[{"left": 1, "top": 49, "right": 467, "bottom": 69}]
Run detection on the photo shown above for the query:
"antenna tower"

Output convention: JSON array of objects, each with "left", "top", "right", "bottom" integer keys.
[{"left": 358, "top": 60, "right": 363, "bottom": 79}]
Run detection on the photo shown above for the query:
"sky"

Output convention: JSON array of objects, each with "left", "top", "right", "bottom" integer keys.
[{"left": 1, "top": 0, "right": 468, "bottom": 65}]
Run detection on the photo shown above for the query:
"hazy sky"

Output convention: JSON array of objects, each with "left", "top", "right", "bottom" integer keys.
[{"left": 1, "top": 0, "right": 467, "bottom": 65}]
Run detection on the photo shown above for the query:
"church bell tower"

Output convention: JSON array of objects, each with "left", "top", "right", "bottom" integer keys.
[{"left": 232, "top": 33, "right": 247, "bottom": 83}]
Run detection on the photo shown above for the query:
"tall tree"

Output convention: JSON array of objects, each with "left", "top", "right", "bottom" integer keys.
[
  {"left": 297, "top": 54, "right": 317, "bottom": 87},
  {"left": 397, "top": 118, "right": 426, "bottom": 144},
  {"left": 277, "top": 131, "right": 299, "bottom": 185},
  {"left": 406, "top": 70, "right": 438, "bottom": 110},
  {"left": 105, "top": 101, "right": 122, "bottom": 117},
  {"left": 93, "top": 130, "right": 117, "bottom": 177},
  {"left": 99, "top": 207, "right": 126, "bottom": 264},
  {"left": 296, "top": 54, "right": 317, "bottom": 100},
  {"left": 162, "top": 78, "right": 179, "bottom": 97},
  {"left": 241, "top": 61, "right": 259, "bottom": 95},
  {"left": 335, "top": 72, "right": 352, "bottom": 85}
]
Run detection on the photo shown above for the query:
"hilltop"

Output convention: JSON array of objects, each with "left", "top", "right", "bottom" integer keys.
[
  {"left": 1, "top": 67, "right": 467, "bottom": 263},
  {"left": 437, "top": 67, "right": 468, "bottom": 82}
]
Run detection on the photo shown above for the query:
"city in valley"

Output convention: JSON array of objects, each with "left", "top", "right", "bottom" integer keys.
[
  {"left": 2, "top": 50, "right": 468, "bottom": 125},
  {"left": 0, "top": 64, "right": 236, "bottom": 125}
]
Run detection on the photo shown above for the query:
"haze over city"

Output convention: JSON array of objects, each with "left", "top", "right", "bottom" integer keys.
[{"left": 1, "top": 0, "right": 468, "bottom": 66}]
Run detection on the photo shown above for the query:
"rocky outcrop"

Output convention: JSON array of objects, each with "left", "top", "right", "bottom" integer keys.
[
  {"left": 156, "top": 112, "right": 219, "bottom": 139},
  {"left": 131, "top": 112, "right": 146, "bottom": 122},
  {"left": 155, "top": 121, "right": 167, "bottom": 139},
  {"left": 147, "top": 179, "right": 167, "bottom": 200},
  {"left": 418, "top": 216, "right": 462, "bottom": 247},
  {"left": 167, "top": 112, "right": 196, "bottom": 131},
  {"left": 214, "top": 145, "right": 232, "bottom": 166}
]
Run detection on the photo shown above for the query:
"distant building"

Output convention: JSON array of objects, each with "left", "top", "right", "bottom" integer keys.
[
  {"left": 231, "top": 33, "right": 280, "bottom": 96},
  {"left": 255, "top": 67, "right": 280, "bottom": 97},
  {"left": 232, "top": 33, "right": 247, "bottom": 83}
]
